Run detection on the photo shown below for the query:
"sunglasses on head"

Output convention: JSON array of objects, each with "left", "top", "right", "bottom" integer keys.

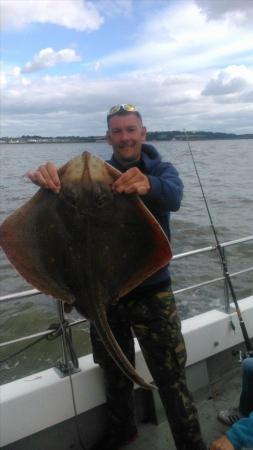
[{"left": 107, "top": 104, "right": 138, "bottom": 117}]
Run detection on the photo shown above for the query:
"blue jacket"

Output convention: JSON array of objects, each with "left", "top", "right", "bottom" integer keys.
[
  {"left": 108, "top": 143, "right": 184, "bottom": 288},
  {"left": 226, "top": 412, "right": 253, "bottom": 449}
]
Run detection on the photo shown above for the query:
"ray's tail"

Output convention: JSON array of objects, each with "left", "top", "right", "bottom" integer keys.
[{"left": 90, "top": 301, "right": 157, "bottom": 391}]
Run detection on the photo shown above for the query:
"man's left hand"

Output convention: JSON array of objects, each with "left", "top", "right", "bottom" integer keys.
[{"left": 112, "top": 167, "right": 151, "bottom": 196}]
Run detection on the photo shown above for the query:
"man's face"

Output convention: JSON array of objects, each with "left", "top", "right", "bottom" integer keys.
[{"left": 106, "top": 113, "right": 147, "bottom": 164}]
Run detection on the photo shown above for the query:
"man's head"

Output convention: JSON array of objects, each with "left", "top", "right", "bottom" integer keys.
[{"left": 106, "top": 104, "right": 147, "bottom": 166}]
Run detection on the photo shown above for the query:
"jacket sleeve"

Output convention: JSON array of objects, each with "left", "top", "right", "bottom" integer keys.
[
  {"left": 226, "top": 412, "right": 253, "bottom": 449},
  {"left": 144, "top": 162, "right": 184, "bottom": 213}
]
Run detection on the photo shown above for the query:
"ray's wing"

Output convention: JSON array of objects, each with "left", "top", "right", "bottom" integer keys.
[{"left": 0, "top": 152, "right": 172, "bottom": 390}]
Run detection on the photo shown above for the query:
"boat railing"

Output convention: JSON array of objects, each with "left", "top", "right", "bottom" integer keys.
[{"left": 1, "top": 235, "right": 253, "bottom": 375}]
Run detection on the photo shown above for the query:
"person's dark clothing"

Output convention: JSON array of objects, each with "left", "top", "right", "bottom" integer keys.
[
  {"left": 91, "top": 144, "right": 206, "bottom": 450},
  {"left": 107, "top": 143, "right": 183, "bottom": 289},
  {"left": 91, "top": 289, "right": 205, "bottom": 449}
]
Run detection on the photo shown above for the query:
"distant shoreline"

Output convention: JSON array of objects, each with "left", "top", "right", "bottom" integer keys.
[{"left": 1, "top": 130, "right": 253, "bottom": 144}]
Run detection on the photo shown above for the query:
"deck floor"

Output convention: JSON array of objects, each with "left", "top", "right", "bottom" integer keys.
[{"left": 126, "top": 367, "right": 242, "bottom": 450}]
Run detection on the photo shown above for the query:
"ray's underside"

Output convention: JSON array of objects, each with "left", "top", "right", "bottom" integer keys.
[{"left": 0, "top": 152, "right": 172, "bottom": 389}]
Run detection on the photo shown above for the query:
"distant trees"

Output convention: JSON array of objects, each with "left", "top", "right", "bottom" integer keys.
[
  {"left": 146, "top": 131, "right": 253, "bottom": 141},
  {"left": 1, "top": 131, "right": 253, "bottom": 144}
]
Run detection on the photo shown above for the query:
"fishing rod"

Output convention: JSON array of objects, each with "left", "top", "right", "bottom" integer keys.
[{"left": 184, "top": 131, "right": 253, "bottom": 357}]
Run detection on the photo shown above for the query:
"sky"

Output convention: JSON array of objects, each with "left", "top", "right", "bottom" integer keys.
[{"left": 1, "top": 0, "right": 253, "bottom": 137}]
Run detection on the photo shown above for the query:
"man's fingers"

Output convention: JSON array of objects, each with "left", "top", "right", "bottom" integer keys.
[
  {"left": 27, "top": 170, "right": 46, "bottom": 187},
  {"left": 114, "top": 180, "right": 149, "bottom": 195},
  {"left": 27, "top": 162, "right": 60, "bottom": 193},
  {"left": 26, "top": 170, "right": 38, "bottom": 184},
  {"left": 45, "top": 161, "right": 60, "bottom": 187},
  {"left": 43, "top": 162, "right": 60, "bottom": 192},
  {"left": 113, "top": 168, "right": 150, "bottom": 195},
  {"left": 113, "top": 168, "right": 139, "bottom": 188},
  {"left": 27, "top": 171, "right": 53, "bottom": 190},
  {"left": 114, "top": 175, "right": 138, "bottom": 191}
]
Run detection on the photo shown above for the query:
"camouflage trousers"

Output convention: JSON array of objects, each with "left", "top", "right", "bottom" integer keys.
[{"left": 90, "top": 287, "right": 204, "bottom": 449}]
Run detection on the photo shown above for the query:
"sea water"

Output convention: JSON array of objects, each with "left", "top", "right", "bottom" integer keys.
[{"left": 0, "top": 139, "right": 252, "bottom": 383}]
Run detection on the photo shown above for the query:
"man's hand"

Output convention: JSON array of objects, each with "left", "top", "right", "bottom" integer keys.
[
  {"left": 210, "top": 435, "right": 235, "bottom": 450},
  {"left": 112, "top": 167, "right": 151, "bottom": 196},
  {"left": 27, "top": 161, "right": 61, "bottom": 193}
]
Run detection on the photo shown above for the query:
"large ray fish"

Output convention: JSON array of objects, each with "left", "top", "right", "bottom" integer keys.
[{"left": 0, "top": 152, "right": 172, "bottom": 389}]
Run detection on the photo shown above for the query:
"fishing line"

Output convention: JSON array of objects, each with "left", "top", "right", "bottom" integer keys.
[
  {"left": 58, "top": 312, "right": 88, "bottom": 450},
  {"left": 184, "top": 131, "right": 253, "bottom": 357}
]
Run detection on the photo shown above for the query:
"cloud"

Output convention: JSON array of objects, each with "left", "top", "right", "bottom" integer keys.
[
  {"left": 239, "top": 90, "right": 253, "bottom": 103},
  {"left": 0, "top": 71, "right": 7, "bottom": 90},
  {"left": 2, "top": 68, "right": 252, "bottom": 136},
  {"left": 1, "top": 1, "right": 253, "bottom": 136},
  {"left": 196, "top": 0, "right": 253, "bottom": 24},
  {"left": 21, "top": 48, "right": 82, "bottom": 73},
  {"left": 95, "top": 0, "right": 133, "bottom": 18},
  {"left": 202, "top": 66, "right": 253, "bottom": 96},
  {"left": 1, "top": 0, "right": 103, "bottom": 31},
  {"left": 203, "top": 77, "right": 247, "bottom": 96},
  {"left": 89, "top": 2, "right": 253, "bottom": 76}
]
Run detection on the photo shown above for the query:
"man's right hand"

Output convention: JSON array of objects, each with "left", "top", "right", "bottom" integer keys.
[{"left": 27, "top": 161, "right": 61, "bottom": 193}]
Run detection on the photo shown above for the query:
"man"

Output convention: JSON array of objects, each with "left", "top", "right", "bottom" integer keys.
[
  {"left": 27, "top": 104, "right": 206, "bottom": 450},
  {"left": 210, "top": 357, "right": 253, "bottom": 450}
]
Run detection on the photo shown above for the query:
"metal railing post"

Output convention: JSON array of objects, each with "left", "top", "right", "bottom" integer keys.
[
  {"left": 57, "top": 302, "right": 69, "bottom": 368},
  {"left": 54, "top": 302, "right": 80, "bottom": 377},
  {"left": 221, "top": 247, "right": 231, "bottom": 313}
]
